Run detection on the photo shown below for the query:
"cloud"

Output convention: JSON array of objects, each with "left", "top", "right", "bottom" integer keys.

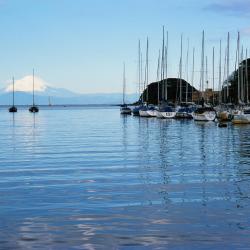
[
  {"left": 5, "top": 75, "right": 50, "bottom": 92},
  {"left": 204, "top": 0, "right": 250, "bottom": 16}
]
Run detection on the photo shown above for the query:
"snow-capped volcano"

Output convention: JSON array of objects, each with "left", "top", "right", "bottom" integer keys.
[
  {"left": 5, "top": 75, "right": 48, "bottom": 93},
  {"left": 0, "top": 75, "right": 138, "bottom": 105},
  {"left": 3, "top": 75, "right": 78, "bottom": 98}
]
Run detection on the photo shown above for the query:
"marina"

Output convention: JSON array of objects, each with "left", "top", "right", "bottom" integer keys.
[
  {"left": 1, "top": 1, "right": 250, "bottom": 249},
  {"left": 119, "top": 29, "right": 250, "bottom": 126}
]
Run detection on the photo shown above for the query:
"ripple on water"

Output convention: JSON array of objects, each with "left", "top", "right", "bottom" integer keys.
[{"left": 0, "top": 107, "right": 250, "bottom": 249}]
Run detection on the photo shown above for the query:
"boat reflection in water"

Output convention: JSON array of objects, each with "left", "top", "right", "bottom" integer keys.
[{"left": 1, "top": 107, "right": 250, "bottom": 249}]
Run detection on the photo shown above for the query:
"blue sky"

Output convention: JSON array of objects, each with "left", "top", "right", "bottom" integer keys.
[{"left": 0, "top": 0, "right": 250, "bottom": 93}]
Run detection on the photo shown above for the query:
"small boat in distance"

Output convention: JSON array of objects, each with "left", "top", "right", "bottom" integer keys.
[
  {"left": 9, "top": 77, "right": 17, "bottom": 113},
  {"left": 29, "top": 69, "right": 39, "bottom": 113},
  {"left": 48, "top": 96, "right": 52, "bottom": 107},
  {"left": 120, "top": 63, "right": 131, "bottom": 115}
]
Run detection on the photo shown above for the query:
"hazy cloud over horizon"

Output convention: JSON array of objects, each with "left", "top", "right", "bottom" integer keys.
[{"left": 204, "top": 0, "right": 250, "bottom": 16}]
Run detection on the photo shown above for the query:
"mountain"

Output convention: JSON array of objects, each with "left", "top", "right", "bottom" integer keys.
[
  {"left": 0, "top": 75, "right": 138, "bottom": 105},
  {"left": 139, "top": 78, "right": 199, "bottom": 104}
]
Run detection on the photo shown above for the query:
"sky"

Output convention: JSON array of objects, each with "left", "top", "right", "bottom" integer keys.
[{"left": 0, "top": 0, "right": 250, "bottom": 94}]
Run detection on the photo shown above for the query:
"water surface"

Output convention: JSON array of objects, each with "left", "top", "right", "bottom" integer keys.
[{"left": 0, "top": 106, "right": 250, "bottom": 249}]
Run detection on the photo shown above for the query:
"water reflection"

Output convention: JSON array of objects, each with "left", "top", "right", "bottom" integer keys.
[{"left": 0, "top": 107, "right": 250, "bottom": 249}]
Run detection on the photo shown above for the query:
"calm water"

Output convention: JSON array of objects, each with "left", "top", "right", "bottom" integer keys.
[{"left": 0, "top": 106, "right": 250, "bottom": 249}]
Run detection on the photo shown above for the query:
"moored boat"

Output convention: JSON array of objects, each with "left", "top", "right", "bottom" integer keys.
[
  {"left": 156, "top": 106, "right": 176, "bottom": 119},
  {"left": 232, "top": 108, "right": 250, "bottom": 124},
  {"left": 193, "top": 107, "right": 216, "bottom": 121},
  {"left": 217, "top": 110, "right": 233, "bottom": 121},
  {"left": 9, "top": 77, "right": 17, "bottom": 113},
  {"left": 120, "top": 63, "right": 131, "bottom": 115},
  {"left": 29, "top": 69, "right": 39, "bottom": 113},
  {"left": 139, "top": 105, "right": 151, "bottom": 117},
  {"left": 132, "top": 105, "right": 141, "bottom": 116},
  {"left": 120, "top": 104, "right": 132, "bottom": 115},
  {"left": 175, "top": 107, "right": 193, "bottom": 119},
  {"left": 146, "top": 105, "right": 157, "bottom": 117}
]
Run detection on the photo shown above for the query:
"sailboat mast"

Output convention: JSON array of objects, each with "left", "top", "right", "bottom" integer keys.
[
  {"left": 191, "top": 48, "right": 195, "bottom": 103},
  {"left": 32, "top": 69, "right": 35, "bottom": 106},
  {"left": 223, "top": 48, "right": 227, "bottom": 102},
  {"left": 179, "top": 34, "right": 183, "bottom": 103},
  {"left": 123, "top": 62, "right": 125, "bottom": 105},
  {"left": 206, "top": 56, "right": 208, "bottom": 103},
  {"left": 241, "top": 46, "right": 244, "bottom": 102},
  {"left": 219, "top": 40, "right": 222, "bottom": 104},
  {"left": 185, "top": 38, "right": 189, "bottom": 103},
  {"left": 201, "top": 30, "right": 205, "bottom": 98},
  {"left": 165, "top": 31, "right": 168, "bottom": 102},
  {"left": 161, "top": 26, "right": 165, "bottom": 101},
  {"left": 12, "top": 77, "right": 15, "bottom": 106},
  {"left": 246, "top": 49, "right": 249, "bottom": 103},
  {"left": 138, "top": 40, "right": 141, "bottom": 102},
  {"left": 212, "top": 47, "right": 215, "bottom": 105},
  {"left": 157, "top": 50, "right": 161, "bottom": 105},
  {"left": 226, "top": 32, "right": 230, "bottom": 101},
  {"left": 237, "top": 32, "right": 240, "bottom": 104},
  {"left": 146, "top": 37, "right": 149, "bottom": 103},
  {"left": 140, "top": 52, "right": 143, "bottom": 103}
]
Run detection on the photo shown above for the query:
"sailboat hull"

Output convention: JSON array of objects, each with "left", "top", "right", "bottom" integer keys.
[
  {"left": 9, "top": 106, "right": 17, "bottom": 113},
  {"left": 132, "top": 107, "right": 141, "bottom": 116},
  {"left": 156, "top": 110, "right": 165, "bottom": 118},
  {"left": 120, "top": 107, "right": 132, "bottom": 115},
  {"left": 29, "top": 106, "right": 39, "bottom": 113},
  {"left": 193, "top": 111, "right": 216, "bottom": 121},
  {"left": 175, "top": 112, "right": 193, "bottom": 119},
  {"left": 232, "top": 113, "right": 250, "bottom": 124},
  {"left": 139, "top": 110, "right": 151, "bottom": 117},
  {"left": 160, "top": 111, "right": 176, "bottom": 119},
  {"left": 146, "top": 110, "right": 157, "bottom": 117}
]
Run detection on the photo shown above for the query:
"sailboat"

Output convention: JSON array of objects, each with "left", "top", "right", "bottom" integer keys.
[
  {"left": 175, "top": 37, "right": 194, "bottom": 119},
  {"left": 156, "top": 29, "right": 176, "bottom": 119},
  {"left": 29, "top": 69, "right": 39, "bottom": 113},
  {"left": 217, "top": 32, "right": 233, "bottom": 121},
  {"left": 133, "top": 40, "right": 143, "bottom": 116},
  {"left": 232, "top": 35, "right": 250, "bottom": 124},
  {"left": 8, "top": 77, "right": 17, "bottom": 113},
  {"left": 120, "top": 63, "right": 132, "bottom": 115},
  {"left": 48, "top": 96, "right": 52, "bottom": 106},
  {"left": 139, "top": 37, "right": 152, "bottom": 117},
  {"left": 193, "top": 31, "right": 216, "bottom": 121}
]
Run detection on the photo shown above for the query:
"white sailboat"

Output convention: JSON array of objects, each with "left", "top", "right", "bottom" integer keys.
[
  {"left": 139, "top": 37, "right": 152, "bottom": 117},
  {"left": 120, "top": 63, "right": 132, "bottom": 115},
  {"left": 175, "top": 38, "right": 194, "bottom": 119},
  {"left": 193, "top": 31, "right": 216, "bottom": 121},
  {"left": 232, "top": 34, "right": 250, "bottom": 124},
  {"left": 156, "top": 29, "right": 176, "bottom": 119},
  {"left": 217, "top": 32, "right": 233, "bottom": 121},
  {"left": 232, "top": 107, "right": 250, "bottom": 124},
  {"left": 132, "top": 40, "right": 143, "bottom": 116}
]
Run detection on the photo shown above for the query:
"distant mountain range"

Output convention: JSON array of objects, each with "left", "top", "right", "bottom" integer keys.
[{"left": 0, "top": 79, "right": 138, "bottom": 105}]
